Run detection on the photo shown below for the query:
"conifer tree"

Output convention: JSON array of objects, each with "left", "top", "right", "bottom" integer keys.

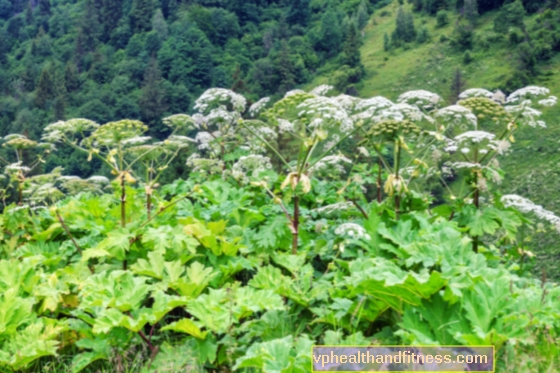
[
  {"left": 450, "top": 68, "right": 466, "bottom": 103},
  {"left": 130, "top": 0, "right": 155, "bottom": 33},
  {"left": 102, "top": 0, "right": 122, "bottom": 42},
  {"left": 64, "top": 62, "right": 79, "bottom": 92},
  {"left": 82, "top": 0, "right": 101, "bottom": 48},
  {"left": 404, "top": 11, "right": 416, "bottom": 42},
  {"left": 318, "top": 9, "right": 343, "bottom": 56},
  {"left": 356, "top": 0, "right": 369, "bottom": 34},
  {"left": 36, "top": 66, "right": 54, "bottom": 109},
  {"left": 39, "top": 0, "right": 50, "bottom": 16},
  {"left": 394, "top": 7, "right": 407, "bottom": 43},
  {"left": 383, "top": 32, "right": 390, "bottom": 51},
  {"left": 138, "top": 58, "right": 166, "bottom": 126},
  {"left": 74, "top": 29, "right": 86, "bottom": 73},
  {"left": 25, "top": 2, "right": 33, "bottom": 24},
  {"left": 342, "top": 24, "right": 362, "bottom": 68},
  {"left": 276, "top": 40, "right": 296, "bottom": 94},
  {"left": 464, "top": 0, "right": 478, "bottom": 26},
  {"left": 231, "top": 66, "right": 247, "bottom": 94},
  {"left": 286, "top": 0, "right": 310, "bottom": 26},
  {"left": 152, "top": 9, "right": 168, "bottom": 40}
]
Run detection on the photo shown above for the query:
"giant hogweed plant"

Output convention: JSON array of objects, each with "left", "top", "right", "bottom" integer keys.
[{"left": 0, "top": 86, "right": 557, "bottom": 372}]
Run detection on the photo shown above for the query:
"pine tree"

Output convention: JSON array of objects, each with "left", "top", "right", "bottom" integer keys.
[
  {"left": 286, "top": 0, "right": 311, "bottom": 26},
  {"left": 152, "top": 9, "right": 168, "bottom": 40},
  {"left": 82, "top": 0, "right": 101, "bottom": 48},
  {"left": 356, "top": 0, "right": 369, "bottom": 34},
  {"left": 74, "top": 29, "right": 86, "bottom": 73},
  {"left": 138, "top": 58, "right": 166, "bottom": 126},
  {"left": 25, "top": 2, "right": 33, "bottom": 24},
  {"left": 166, "top": 0, "right": 178, "bottom": 20},
  {"left": 394, "top": 7, "right": 407, "bottom": 42},
  {"left": 464, "top": 0, "right": 478, "bottom": 26},
  {"left": 318, "top": 9, "right": 343, "bottom": 56},
  {"left": 276, "top": 40, "right": 296, "bottom": 94},
  {"left": 450, "top": 68, "right": 466, "bottom": 104},
  {"left": 38, "top": 0, "right": 50, "bottom": 16},
  {"left": 64, "top": 62, "right": 79, "bottom": 92},
  {"left": 231, "top": 65, "right": 247, "bottom": 94},
  {"left": 102, "top": 0, "right": 122, "bottom": 42},
  {"left": 36, "top": 66, "right": 54, "bottom": 109},
  {"left": 130, "top": 0, "right": 155, "bottom": 33},
  {"left": 404, "top": 11, "right": 416, "bottom": 42},
  {"left": 383, "top": 32, "right": 390, "bottom": 51},
  {"left": 342, "top": 24, "right": 362, "bottom": 68}
]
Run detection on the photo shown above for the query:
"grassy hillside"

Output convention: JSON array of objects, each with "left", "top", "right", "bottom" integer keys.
[{"left": 309, "top": 1, "right": 560, "bottom": 278}]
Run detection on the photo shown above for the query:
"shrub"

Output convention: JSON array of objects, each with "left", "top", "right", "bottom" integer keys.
[{"left": 436, "top": 10, "right": 449, "bottom": 28}]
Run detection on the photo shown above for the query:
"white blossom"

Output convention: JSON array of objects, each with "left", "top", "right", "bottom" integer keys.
[
  {"left": 454, "top": 131, "right": 495, "bottom": 143},
  {"left": 313, "top": 202, "right": 353, "bottom": 215},
  {"left": 309, "top": 155, "right": 352, "bottom": 174},
  {"left": 88, "top": 176, "right": 110, "bottom": 184},
  {"left": 298, "top": 97, "right": 354, "bottom": 134},
  {"left": 502, "top": 194, "right": 560, "bottom": 230},
  {"left": 310, "top": 85, "right": 334, "bottom": 96},
  {"left": 278, "top": 119, "right": 295, "bottom": 133},
  {"left": 458, "top": 88, "right": 493, "bottom": 99},
  {"left": 194, "top": 88, "right": 246, "bottom": 113},
  {"left": 538, "top": 96, "right": 557, "bottom": 107},
  {"left": 506, "top": 86, "right": 550, "bottom": 103},
  {"left": 248, "top": 97, "right": 270, "bottom": 117},
  {"left": 397, "top": 90, "right": 442, "bottom": 109},
  {"left": 122, "top": 136, "right": 152, "bottom": 146},
  {"left": 434, "top": 105, "right": 477, "bottom": 129},
  {"left": 231, "top": 155, "right": 272, "bottom": 182},
  {"left": 505, "top": 103, "right": 545, "bottom": 128},
  {"left": 335, "top": 223, "right": 371, "bottom": 240}
]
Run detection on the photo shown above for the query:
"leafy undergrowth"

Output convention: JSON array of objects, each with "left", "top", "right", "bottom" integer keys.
[
  {"left": 1, "top": 85, "right": 560, "bottom": 372},
  {"left": 0, "top": 179, "right": 557, "bottom": 372},
  {"left": 309, "top": 1, "right": 560, "bottom": 279}
]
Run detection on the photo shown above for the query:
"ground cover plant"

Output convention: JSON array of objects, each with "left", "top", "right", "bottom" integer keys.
[{"left": 0, "top": 86, "right": 558, "bottom": 372}]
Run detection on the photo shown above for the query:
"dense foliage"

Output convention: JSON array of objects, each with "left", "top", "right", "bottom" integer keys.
[{"left": 0, "top": 85, "right": 558, "bottom": 372}]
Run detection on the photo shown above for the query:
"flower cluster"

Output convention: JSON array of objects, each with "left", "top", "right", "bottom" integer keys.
[
  {"left": 506, "top": 86, "right": 550, "bottom": 104},
  {"left": 231, "top": 155, "right": 272, "bottom": 182},
  {"left": 310, "top": 85, "right": 334, "bottom": 96},
  {"left": 43, "top": 118, "right": 99, "bottom": 142},
  {"left": 458, "top": 97, "right": 512, "bottom": 126},
  {"left": 502, "top": 194, "right": 560, "bottom": 232},
  {"left": 434, "top": 105, "right": 477, "bottom": 130},
  {"left": 364, "top": 119, "right": 423, "bottom": 141},
  {"left": 397, "top": 90, "right": 442, "bottom": 110},
  {"left": 334, "top": 223, "right": 371, "bottom": 240},
  {"left": 308, "top": 155, "right": 352, "bottom": 176},
  {"left": 297, "top": 96, "right": 354, "bottom": 134},
  {"left": 162, "top": 114, "right": 196, "bottom": 130},
  {"left": 186, "top": 153, "right": 224, "bottom": 175},
  {"left": 313, "top": 202, "right": 354, "bottom": 215},
  {"left": 504, "top": 103, "right": 546, "bottom": 128},
  {"left": 194, "top": 88, "right": 247, "bottom": 113},
  {"left": 458, "top": 88, "right": 494, "bottom": 99},
  {"left": 89, "top": 120, "right": 148, "bottom": 147},
  {"left": 248, "top": 97, "right": 270, "bottom": 117}
]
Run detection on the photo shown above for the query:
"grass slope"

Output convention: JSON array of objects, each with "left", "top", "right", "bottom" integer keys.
[{"left": 308, "top": 1, "right": 560, "bottom": 278}]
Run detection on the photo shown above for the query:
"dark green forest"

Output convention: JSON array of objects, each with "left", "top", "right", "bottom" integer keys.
[{"left": 0, "top": 0, "right": 559, "bottom": 178}]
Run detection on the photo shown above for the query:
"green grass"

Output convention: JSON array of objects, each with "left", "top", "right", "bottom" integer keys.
[{"left": 307, "top": 1, "right": 560, "bottom": 279}]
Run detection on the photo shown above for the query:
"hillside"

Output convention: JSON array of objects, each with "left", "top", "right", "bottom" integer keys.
[
  {"left": 0, "top": 0, "right": 560, "bottom": 276},
  {"left": 308, "top": 0, "right": 560, "bottom": 278}
]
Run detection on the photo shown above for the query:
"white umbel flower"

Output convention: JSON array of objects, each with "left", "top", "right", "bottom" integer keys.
[
  {"left": 458, "top": 88, "right": 493, "bottom": 99},
  {"left": 335, "top": 223, "right": 371, "bottom": 240},
  {"left": 310, "top": 85, "right": 334, "bottom": 96},
  {"left": 506, "top": 86, "right": 550, "bottom": 103},
  {"left": 248, "top": 97, "right": 270, "bottom": 117},
  {"left": 397, "top": 90, "right": 442, "bottom": 109},
  {"left": 434, "top": 105, "right": 477, "bottom": 129}
]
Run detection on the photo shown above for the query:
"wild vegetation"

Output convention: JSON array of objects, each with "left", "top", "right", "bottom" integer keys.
[{"left": 0, "top": 86, "right": 558, "bottom": 372}]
